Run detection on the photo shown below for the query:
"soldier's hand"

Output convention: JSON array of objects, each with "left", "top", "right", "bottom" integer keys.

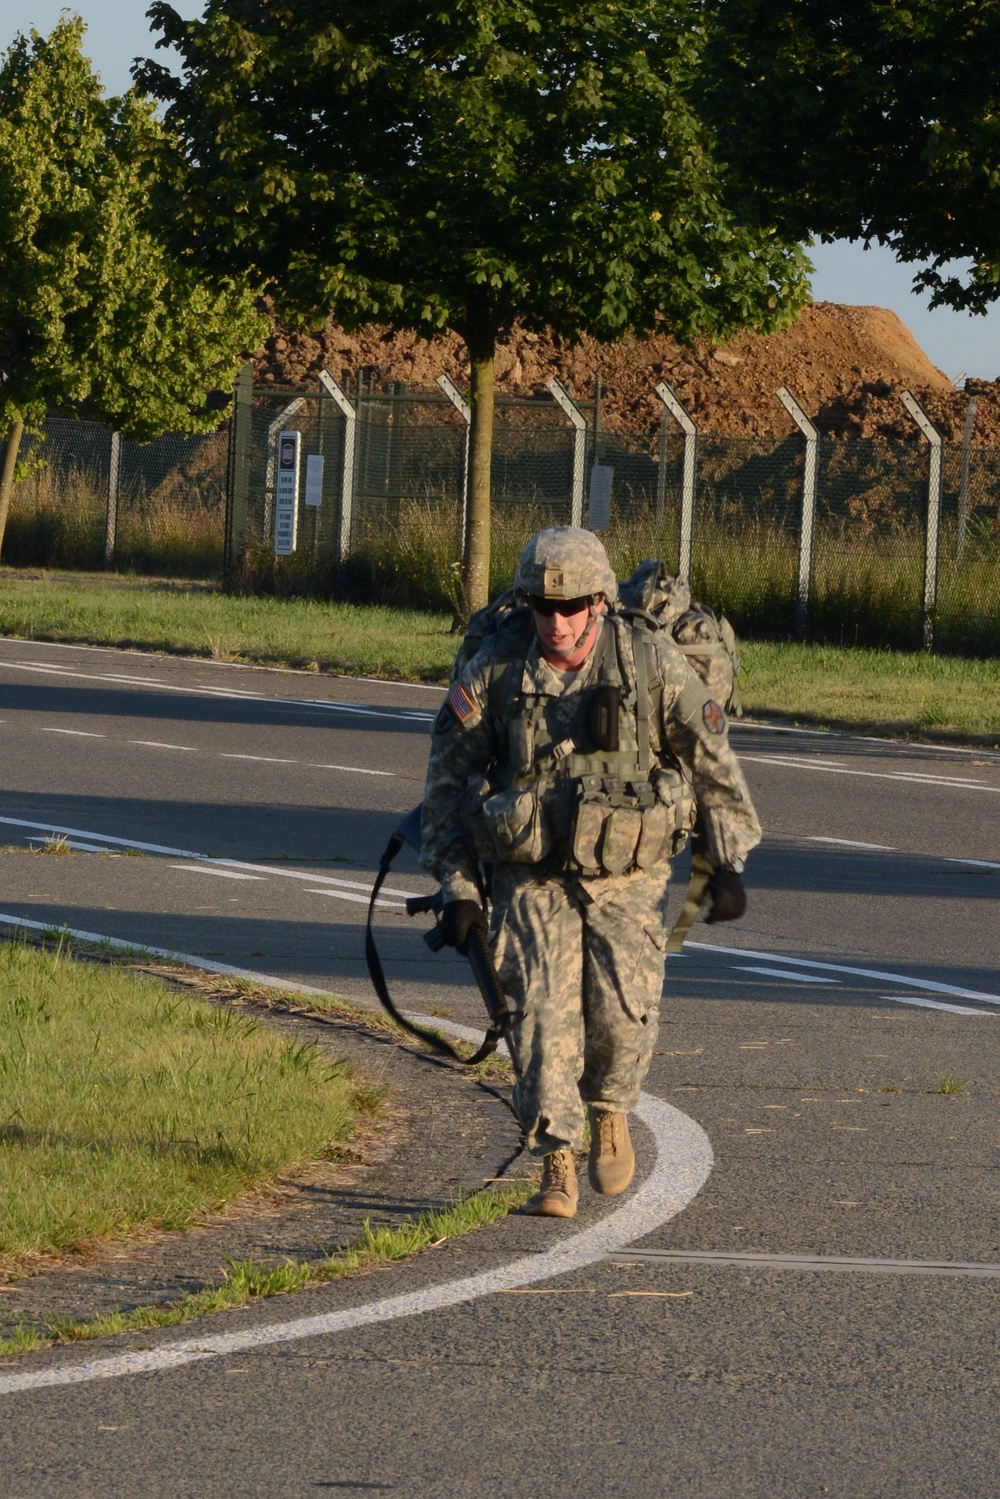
[
  {"left": 705, "top": 868, "right": 746, "bottom": 923},
  {"left": 439, "top": 900, "right": 488, "bottom": 954}
]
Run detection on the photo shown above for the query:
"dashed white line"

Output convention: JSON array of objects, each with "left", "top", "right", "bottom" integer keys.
[
  {"left": 308, "top": 763, "right": 394, "bottom": 777},
  {"left": 128, "top": 740, "right": 197, "bottom": 752},
  {"left": 741, "top": 752, "right": 998, "bottom": 793},
  {"left": 0, "top": 658, "right": 434, "bottom": 724},
  {"left": 735, "top": 965, "right": 841, "bottom": 985},
  {"left": 220, "top": 754, "right": 297, "bottom": 764},
  {"left": 944, "top": 856, "right": 1000, "bottom": 872},
  {"left": 884, "top": 995, "right": 994, "bottom": 1017},
  {"left": 807, "top": 836, "right": 897, "bottom": 852},
  {"left": 40, "top": 728, "right": 105, "bottom": 739},
  {"left": 691, "top": 939, "right": 1000, "bottom": 1007},
  {"left": 169, "top": 864, "right": 265, "bottom": 882},
  {"left": 0, "top": 815, "right": 419, "bottom": 899},
  {"left": 305, "top": 887, "right": 407, "bottom": 908}
]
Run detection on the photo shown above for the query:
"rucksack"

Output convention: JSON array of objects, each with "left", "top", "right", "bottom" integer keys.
[{"left": 617, "top": 560, "right": 742, "bottom": 718}]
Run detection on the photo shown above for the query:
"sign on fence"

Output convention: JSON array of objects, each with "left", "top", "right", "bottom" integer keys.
[
  {"left": 304, "top": 453, "right": 324, "bottom": 507},
  {"left": 588, "top": 465, "right": 613, "bottom": 531},
  {"left": 275, "top": 430, "right": 300, "bottom": 554}
]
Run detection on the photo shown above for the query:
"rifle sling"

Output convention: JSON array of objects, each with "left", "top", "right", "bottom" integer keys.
[{"left": 364, "top": 833, "right": 500, "bottom": 1066}]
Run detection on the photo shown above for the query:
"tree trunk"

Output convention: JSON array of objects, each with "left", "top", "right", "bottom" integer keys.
[
  {"left": 0, "top": 422, "right": 24, "bottom": 563},
  {"left": 462, "top": 304, "right": 497, "bottom": 617}
]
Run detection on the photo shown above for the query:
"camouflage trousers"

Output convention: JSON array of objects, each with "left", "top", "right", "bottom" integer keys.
[{"left": 490, "top": 862, "right": 672, "bottom": 1156}]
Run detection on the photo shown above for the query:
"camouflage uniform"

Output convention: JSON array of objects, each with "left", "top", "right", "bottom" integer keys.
[{"left": 421, "top": 544, "right": 760, "bottom": 1158}]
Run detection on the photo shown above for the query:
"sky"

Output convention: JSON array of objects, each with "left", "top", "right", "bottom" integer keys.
[{"left": 4, "top": 0, "right": 1000, "bottom": 384}]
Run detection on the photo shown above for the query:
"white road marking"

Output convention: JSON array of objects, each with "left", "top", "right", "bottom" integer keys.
[
  {"left": 692, "top": 939, "right": 1000, "bottom": 1007},
  {"left": 884, "top": 995, "right": 993, "bottom": 1016},
  {"left": 28, "top": 837, "right": 109, "bottom": 854},
  {"left": 5, "top": 721, "right": 397, "bottom": 779},
  {"left": 944, "top": 856, "right": 1000, "bottom": 872},
  {"left": 220, "top": 754, "right": 298, "bottom": 764},
  {"left": 169, "top": 864, "right": 264, "bottom": 882},
  {"left": 0, "top": 816, "right": 418, "bottom": 899},
  {"left": 306, "top": 887, "right": 407, "bottom": 908},
  {"left": 735, "top": 965, "right": 841, "bottom": 985},
  {"left": 733, "top": 718, "right": 1000, "bottom": 760},
  {"left": 40, "top": 728, "right": 105, "bottom": 739},
  {"left": 308, "top": 763, "right": 394, "bottom": 777},
  {"left": 607, "top": 1248, "right": 1000, "bottom": 1277},
  {"left": 128, "top": 740, "right": 197, "bottom": 752},
  {"left": 740, "top": 752, "right": 999, "bottom": 793},
  {"left": 0, "top": 659, "right": 435, "bottom": 724},
  {"left": 807, "top": 836, "right": 897, "bottom": 851},
  {"left": 0, "top": 919, "right": 712, "bottom": 1398}
]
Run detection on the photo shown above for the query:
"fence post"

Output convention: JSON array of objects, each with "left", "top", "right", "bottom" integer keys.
[
  {"left": 546, "top": 377, "right": 587, "bottom": 527},
  {"left": 225, "top": 363, "right": 253, "bottom": 576},
  {"left": 437, "top": 373, "right": 471, "bottom": 541},
  {"left": 957, "top": 396, "right": 977, "bottom": 573},
  {"left": 900, "top": 389, "right": 943, "bottom": 651},
  {"left": 105, "top": 431, "right": 121, "bottom": 569},
  {"left": 319, "top": 370, "right": 357, "bottom": 564},
  {"left": 655, "top": 382, "right": 697, "bottom": 579},
  {"left": 776, "top": 386, "right": 819, "bottom": 640}
]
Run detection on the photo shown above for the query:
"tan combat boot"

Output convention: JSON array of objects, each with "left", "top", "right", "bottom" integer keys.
[
  {"left": 587, "top": 1107, "right": 635, "bottom": 1195},
  {"left": 523, "top": 1147, "right": 578, "bottom": 1218}
]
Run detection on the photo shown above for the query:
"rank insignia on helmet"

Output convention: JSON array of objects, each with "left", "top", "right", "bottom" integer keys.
[
  {"left": 703, "top": 699, "right": 726, "bottom": 734},
  {"left": 447, "top": 683, "right": 479, "bottom": 725}
]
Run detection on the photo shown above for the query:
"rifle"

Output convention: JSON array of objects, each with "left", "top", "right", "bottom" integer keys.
[{"left": 365, "top": 806, "right": 523, "bottom": 1076}]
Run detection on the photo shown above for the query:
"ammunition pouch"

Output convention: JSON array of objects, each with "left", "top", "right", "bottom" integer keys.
[
  {"left": 652, "top": 765, "right": 697, "bottom": 855},
  {"left": 480, "top": 784, "right": 553, "bottom": 864},
  {"left": 568, "top": 776, "right": 671, "bottom": 877}
]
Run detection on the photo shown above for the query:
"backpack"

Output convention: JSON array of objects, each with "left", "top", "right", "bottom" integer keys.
[{"left": 617, "top": 560, "right": 742, "bottom": 717}]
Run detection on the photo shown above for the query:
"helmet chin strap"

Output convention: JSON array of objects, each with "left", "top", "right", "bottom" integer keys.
[{"left": 541, "top": 598, "right": 603, "bottom": 659}]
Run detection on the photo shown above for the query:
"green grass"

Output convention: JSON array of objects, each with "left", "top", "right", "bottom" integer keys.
[
  {"left": 0, "top": 1180, "right": 536, "bottom": 1359},
  {"left": 0, "top": 568, "right": 456, "bottom": 681},
  {"left": 0, "top": 941, "right": 358, "bottom": 1273},
  {"left": 0, "top": 569, "right": 998, "bottom": 742}
]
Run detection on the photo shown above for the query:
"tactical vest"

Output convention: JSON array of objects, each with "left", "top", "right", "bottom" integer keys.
[{"left": 466, "top": 614, "right": 695, "bottom": 878}]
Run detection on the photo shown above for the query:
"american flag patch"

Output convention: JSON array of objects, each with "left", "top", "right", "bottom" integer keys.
[{"left": 447, "top": 684, "right": 479, "bottom": 724}]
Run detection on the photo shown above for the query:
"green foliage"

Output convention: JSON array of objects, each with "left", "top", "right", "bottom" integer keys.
[
  {"left": 704, "top": 0, "right": 1000, "bottom": 311},
  {"left": 0, "top": 17, "right": 265, "bottom": 447},
  {"left": 143, "top": 0, "right": 809, "bottom": 344}
]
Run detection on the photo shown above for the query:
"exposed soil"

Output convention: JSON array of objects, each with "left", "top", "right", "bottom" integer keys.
[{"left": 254, "top": 301, "right": 1000, "bottom": 444}]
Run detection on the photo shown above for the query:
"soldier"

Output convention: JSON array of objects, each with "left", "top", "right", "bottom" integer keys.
[{"left": 420, "top": 527, "right": 760, "bottom": 1218}]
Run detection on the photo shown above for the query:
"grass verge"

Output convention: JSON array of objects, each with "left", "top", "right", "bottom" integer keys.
[
  {"left": 0, "top": 940, "right": 359, "bottom": 1276},
  {"left": 0, "top": 1180, "right": 535, "bottom": 1360},
  {"left": 0, "top": 570, "right": 998, "bottom": 744}
]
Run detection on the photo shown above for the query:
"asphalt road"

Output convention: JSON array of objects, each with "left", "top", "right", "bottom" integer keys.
[{"left": 1, "top": 636, "right": 999, "bottom": 1497}]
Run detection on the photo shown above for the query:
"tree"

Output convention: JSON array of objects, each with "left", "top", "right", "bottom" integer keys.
[
  {"left": 0, "top": 18, "right": 265, "bottom": 557},
  {"left": 703, "top": 0, "right": 1000, "bottom": 312},
  {"left": 141, "top": 0, "right": 809, "bottom": 613}
]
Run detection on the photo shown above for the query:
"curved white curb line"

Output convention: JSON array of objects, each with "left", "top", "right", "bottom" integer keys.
[{"left": 0, "top": 947, "right": 714, "bottom": 1398}]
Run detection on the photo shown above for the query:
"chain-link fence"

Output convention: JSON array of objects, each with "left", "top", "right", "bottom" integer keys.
[
  {"left": 9, "top": 416, "right": 227, "bottom": 576},
  {"left": 6, "top": 374, "right": 999, "bottom": 654}
]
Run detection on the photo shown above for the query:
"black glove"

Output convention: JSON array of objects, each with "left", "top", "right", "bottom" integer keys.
[
  {"left": 439, "top": 899, "right": 488, "bottom": 954},
  {"left": 704, "top": 868, "right": 747, "bottom": 924}
]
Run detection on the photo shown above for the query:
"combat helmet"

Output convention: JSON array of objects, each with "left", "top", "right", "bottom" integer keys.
[{"left": 514, "top": 527, "right": 617, "bottom": 604}]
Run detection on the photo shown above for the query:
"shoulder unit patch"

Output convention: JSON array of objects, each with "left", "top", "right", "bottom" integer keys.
[{"left": 702, "top": 698, "right": 726, "bottom": 735}]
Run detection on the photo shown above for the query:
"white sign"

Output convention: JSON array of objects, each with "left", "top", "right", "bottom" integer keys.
[
  {"left": 304, "top": 453, "right": 324, "bottom": 507},
  {"left": 274, "top": 429, "right": 300, "bottom": 555},
  {"left": 588, "top": 465, "right": 613, "bottom": 531}
]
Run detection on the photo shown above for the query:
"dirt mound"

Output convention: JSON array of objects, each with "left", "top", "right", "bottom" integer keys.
[{"left": 254, "top": 301, "right": 998, "bottom": 443}]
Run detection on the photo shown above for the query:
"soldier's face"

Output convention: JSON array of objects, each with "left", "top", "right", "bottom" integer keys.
[{"left": 531, "top": 597, "right": 603, "bottom": 667}]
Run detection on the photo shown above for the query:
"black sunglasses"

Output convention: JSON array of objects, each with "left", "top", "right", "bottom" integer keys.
[{"left": 527, "top": 595, "right": 589, "bottom": 617}]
